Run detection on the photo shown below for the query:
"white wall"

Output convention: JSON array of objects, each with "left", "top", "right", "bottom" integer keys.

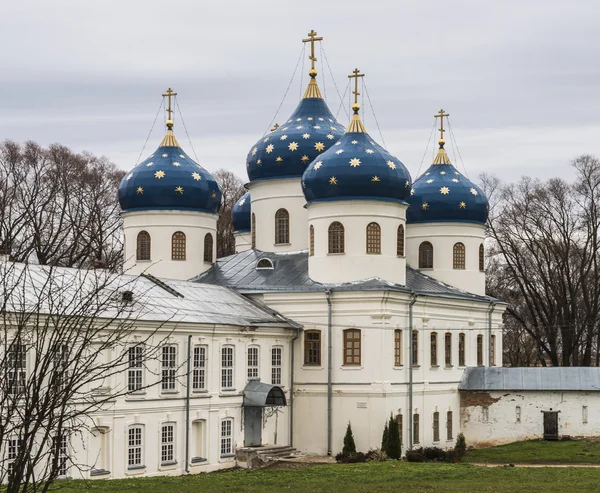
[
  {"left": 234, "top": 232, "right": 252, "bottom": 253},
  {"left": 122, "top": 210, "right": 217, "bottom": 280},
  {"left": 406, "top": 222, "right": 486, "bottom": 296},
  {"left": 307, "top": 200, "right": 408, "bottom": 285},
  {"left": 247, "top": 178, "right": 307, "bottom": 253}
]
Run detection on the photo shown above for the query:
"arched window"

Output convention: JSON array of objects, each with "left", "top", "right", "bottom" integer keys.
[
  {"left": 309, "top": 225, "right": 314, "bottom": 256},
  {"left": 477, "top": 335, "right": 484, "bottom": 366},
  {"left": 275, "top": 209, "right": 289, "bottom": 244},
  {"left": 171, "top": 232, "right": 186, "bottom": 260},
  {"left": 203, "top": 233, "right": 213, "bottom": 263},
  {"left": 479, "top": 244, "right": 485, "bottom": 271},
  {"left": 419, "top": 242, "right": 433, "bottom": 269},
  {"left": 366, "top": 222, "right": 381, "bottom": 254},
  {"left": 136, "top": 231, "right": 151, "bottom": 261},
  {"left": 453, "top": 242, "right": 466, "bottom": 269},
  {"left": 397, "top": 224, "right": 405, "bottom": 256},
  {"left": 343, "top": 329, "right": 361, "bottom": 366},
  {"left": 251, "top": 213, "right": 256, "bottom": 249},
  {"left": 430, "top": 332, "right": 438, "bottom": 366},
  {"left": 328, "top": 222, "right": 345, "bottom": 254}
]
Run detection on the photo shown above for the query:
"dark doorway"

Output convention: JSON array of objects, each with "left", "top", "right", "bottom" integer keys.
[
  {"left": 244, "top": 406, "right": 262, "bottom": 447},
  {"left": 543, "top": 411, "right": 559, "bottom": 440}
]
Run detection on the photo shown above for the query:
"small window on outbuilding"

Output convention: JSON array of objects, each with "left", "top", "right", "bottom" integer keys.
[{"left": 256, "top": 258, "right": 274, "bottom": 270}]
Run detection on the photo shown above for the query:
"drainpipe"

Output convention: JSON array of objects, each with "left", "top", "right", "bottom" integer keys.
[
  {"left": 326, "top": 289, "right": 333, "bottom": 456},
  {"left": 289, "top": 325, "right": 301, "bottom": 447},
  {"left": 185, "top": 335, "right": 191, "bottom": 473},
  {"left": 488, "top": 302, "right": 496, "bottom": 367},
  {"left": 408, "top": 292, "right": 417, "bottom": 450}
]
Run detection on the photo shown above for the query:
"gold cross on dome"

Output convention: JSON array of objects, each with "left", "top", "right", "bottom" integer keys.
[
  {"left": 434, "top": 108, "right": 450, "bottom": 141},
  {"left": 162, "top": 87, "right": 178, "bottom": 122},
  {"left": 348, "top": 68, "right": 365, "bottom": 106},
  {"left": 302, "top": 29, "right": 323, "bottom": 71}
]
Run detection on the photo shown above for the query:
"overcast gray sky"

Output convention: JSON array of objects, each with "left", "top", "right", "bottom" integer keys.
[{"left": 1, "top": 0, "right": 598, "bottom": 185}]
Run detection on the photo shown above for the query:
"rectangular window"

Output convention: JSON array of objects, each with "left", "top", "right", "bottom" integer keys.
[
  {"left": 433, "top": 411, "right": 440, "bottom": 442},
  {"left": 412, "top": 331, "right": 418, "bottom": 366},
  {"left": 304, "top": 331, "right": 321, "bottom": 365},
  {"left": 53, "top": 345, "right": 69, "bottom": 392},
  {"left": 516, "top": 406, "right": 522, "bottom": 423},
  {"left": 446, "top": 411, "right": 453, "bottom": 440},
  {"left": 459, "top": 333, "right": 466, "bottom": 366},
  {"left": 491, "top": 335, "right": 496, "bottom": 366},
  {"left": 430, "top": 333, "right": 438, "bottom": 366},
  {"left": 477, "top": 335, "right": 484, "bottom": 366},
  {"left": 394, "top": 330, "right": 402, "bottom": 366},
  {"left": 343, "top": 329, "right": 361, "bottom": 366},
  {"left": 220, "top": 419, "right": 233, "bottom": 457},
  {"left": 396, "top": 414, "right": 403, "bottom": 448},
  {"left": 221, "top": 346, "right": 234, "bottom": 389},
  {"left": 413, "top": 414, "right": 420, "bottom": 444},
  {"left": 271, "top": 347, "right": 282, "bottom": 385},
  {"left": 128, "top": 346, "right": 143, "bottom": 392},
  {"left": 247, "top": 346, "right": 259, "bottom": 380},
  {"left": 7, "top": 437, "right": 19, "bottom": 476},
  {"left": 161, "top": 345, "right": 177, "bottom": 392},
  {"left": 8, "top": 343, "right": 26, "bottom": 395},
  {"left": 193, "top": 346, "right": 207, "bottom": 391},
  {"left": 127, "top": 426, "right": 143, "bottom": 468},
  {"left": 161, "top": 424, "right": 175, "bottom": 465},
  {"left": 444, "top": 333, "right": 452, "bottom": 367},
  {"left": 583, "top": 405, "right": 588, "bottom": 424},
  {"left": 57, "top": 434, "right": 68, "bottom": 477}
]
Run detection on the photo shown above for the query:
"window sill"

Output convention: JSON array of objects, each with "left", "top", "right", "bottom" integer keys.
[
  {"left": 453, "top": 268, "right": 466, "bottom": 270},
  {"left": 302, "top": 365, "right": 323, "bottom": 370},
  {"left": 90, "top": 469, "right": 111, "bottom": 477},
  {"left": 412, "top": 365, "right": 421, "bottom": 369},
  {"left": 127, "top": 392, "right": 146, "bottom": 398},
  {"left": 397, "top": 255, "right": 406, "bottom": 258},
  {"left": 393, "top": 365, "right": 405, "bottom": 370},
  {"left": 341, "top": 365, "right": 363, "bottom": 370},
  {"left": 127, "top": 465, "right": 146, "bottom": 472},
  {"left": 160, "top": 460, "right": 178, "bottom": 467},
  {"left": 445, "top": 365, "right": 454, "bottom": 369},
  {"left": 136, "top": 260, "right": 152, "bottom": 263},
  {"left": 366, "top": 252, "right": 382, "bottom": 255},
  {"left": 161, "top": 390, "right": 179, "bottom": 395},
  {"left": 274, "top": 243, "right": 291, "bottom": 246},
  {"left": 220, "top": 454, "right": 235, "bottom": 460},
  {"left": 192, "top": 389, "right": 210, "bottom": 394},
  {"left": 418, "top": 268, "right": 433, "bottom": 271},
  {"left": 191, "top": 457, "right": 208, "bottom": 465},
  {"left": 327, "top": 253, "right": 345, "bottom": 256},
  {"left": 430, "top": 365, "right": 440, "bottom": 369}
]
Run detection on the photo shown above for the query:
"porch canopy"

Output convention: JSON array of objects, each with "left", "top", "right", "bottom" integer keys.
[{"left": 243, "top": 380, "right": 287, "bottom": 407}]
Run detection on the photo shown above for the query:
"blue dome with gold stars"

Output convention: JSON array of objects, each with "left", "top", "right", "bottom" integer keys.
[
  {"left": 232, "top": 191, "right": 251, "bottom": 232},
  {"left": 118, "top": 122, "right": 222, "bottom": 214},
  {"left": 302, "top": 101, "right": 412, "bottom": 204},
  {"left": 246, "top": 74, "right": 345, "bottom": 182},
  {"left": 406, "top": 140, "right": 488, "bottom": 224}
]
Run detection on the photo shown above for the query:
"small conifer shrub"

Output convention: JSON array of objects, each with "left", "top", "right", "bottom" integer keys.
[{"left": 342, "top": 422, "right": 357, "bottom": 456}]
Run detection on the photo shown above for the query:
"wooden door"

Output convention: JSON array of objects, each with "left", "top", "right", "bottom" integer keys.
[{"left": 543, "top": 411, "right": 559, "bottom": 440}]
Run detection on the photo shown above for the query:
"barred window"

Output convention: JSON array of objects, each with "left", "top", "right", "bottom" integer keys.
[
  {"left": 419, "top": 242, "right": 433, "bottom": 268},
  {"left": 275, "top": 209, "right": 290, "bottom": 244},
  {"left": 309, "top": 225, "right": 314, "bottom": 256},
  {"left": 203, "top": 233, "right": 213, "bottom": 263},
  {"left": 271, "top": 347, "right": 282, "bottom": 385},
  {"left": 491, "top": 335, "right": 496, "bottom": 366},
  {"left": 193, "top": 346, "right": 207, "bottom": 391},
  {"left": 53, "top": 344, "right": 69, "bottom": 392},
  {"left": 136, "top": 231, "right": 151, "bottom": 261},
  {"left": 445, "top": 333, "right": 452, "bottom": 367},
  {"left": 7, "top": 436, "right": 19, "bottom": 476},
  {"left": 56, "top": 434, "right": 68, "bottom": 477},
  {"left": 479, "top": 243, "right": 485, "bottom": 271},
  {"left": 127, "top": 425, "right": 144, "bottom": 468},
  {"left": 412, "top": 330, "right": 419, "bottom": 366},
  {"left": 343, "top": 329, "right": 361, "bottom": 366},
  {"left": 220, "top": 419, "right": 233, "bottom": 457},
  {"left": 366, "top": 222, "right": 381, "bottom": 254},
  {"left": 161, "top": 345, "right": 177, "bottom": 392},
  {"left": 304, "top": 330, "right": 321, "bottom": 365},
  {"left": 447, "top": 411, "right": 453, "bottom": 440},
  {"left": 328, "top": 222, "right": 345, "bottom": 254},
  {"left": 477, "top": 335, "right": 484, "bottom": 366},
  {"left": 171, "top": 231, "right": 186, "bottom": 260},
  {"left": 459, "top": 333, "right": 466, "bottom": 366},
  {"left": 8, "top": 343, "right": 26, "bottom": 395},
  {"left": 247, "top": 346, "right": 259, "bottom": 380},
  {"left": 413, "top": 413, "right": 420, "bottom": 444},
  {"left": 128, "top": 346, "right": 143, "bottom": 392},
  {"left": 251, "top": 213, "right": 256, "bottom": 248},
  {"left": 430, "top": 332, "right": 438, "bottom": 366},
  {"left": 433, "top": 411, "right": 440, "bottom": 442},
  {"left": 221, "top": 346, "right": 234, "bottom": 389},
  {"left": 397, "top": 224, "right": 405, "bottom": 256},
  {"left": 394, "top": 329, "right": 402, "bottom": 366},
  {"left": 453, "top": 242, "right": 466, "bottom": 269},
  {"left": 161, "top": 423, "right": 175, "bottom": 464}
]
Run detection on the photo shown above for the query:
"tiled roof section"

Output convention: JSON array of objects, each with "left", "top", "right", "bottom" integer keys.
[
  {"left": 459, "top": 367, "right": 600, "bottom": 392},
  {"left": 194, "top": 250, "right": 498, "bottom": 302}
]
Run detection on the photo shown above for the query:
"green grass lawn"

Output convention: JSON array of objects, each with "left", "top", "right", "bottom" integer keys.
[
  {"left": 47, "top": 461, "right": 600, "bottom": 493},
  {"left": 465, "top": 439, "right": 600, "bottom": 464}
]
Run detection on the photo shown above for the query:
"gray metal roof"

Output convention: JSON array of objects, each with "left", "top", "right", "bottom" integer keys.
[
  {"left": 0, "top": 262, "right": 297, "bottom": 328},
  {"left": 459, "top": 367, "right": 600, "bottom": 392},
  {"left": 243, "top": 380, "right": 287, "bottom": 407},
  {"left": 195, "top": 249, "right": 498, "bottom": 302}
]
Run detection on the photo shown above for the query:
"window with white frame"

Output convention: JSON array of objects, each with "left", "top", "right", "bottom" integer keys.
[
  {"left": 127, "top": 425, "right": 144, "bottom": 468},
  {"left": 221, "top": 346, "right": 234, "bottom": 390},
  {"left": 161, "top": 345, "right": 177, "bottom": 392},
  {"left": 53, "top": 344, "right": 69, "bottom": 392},
  {"left": 8, "top": 343, "right": 26, "bottom": 395},
  {"left": 192, "top": 345, "right": 207, "bottom": 391},
  {"left": 271, "top": 347, "right": 282, "bottom": 385},
  {"left": 220, "top": 419, "right": 233, "bottom": 457},
  {"left": 6, "top": 436, "right": 19, "bottom": 476},
  {"left": 161, "top": 423, "right": 176, "bottom": 465},
  {"left": 128, "top": 346, "right": 143, "bottom": 392},
  {"left": 56, "top": 434, "right": 68, "bottom": 477},
  {"left": 247, "top": 346, "right": 259, "bottom": 380}
]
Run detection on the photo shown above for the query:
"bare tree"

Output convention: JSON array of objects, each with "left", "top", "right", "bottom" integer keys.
[
  {"left": 213, "top": 169, "right": 246, "bottom": 258},
  {"left": 0, "top": 262, "right": 171, "bottom": 492}
]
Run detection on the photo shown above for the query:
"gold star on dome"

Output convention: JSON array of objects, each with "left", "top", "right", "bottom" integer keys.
[
  {"left": 175, "top": 186, "right": 184, "bottom": 194},
  {"left": 440, "top": 171, "right": 446, "bottom": 175},
  {"left": 410, "top": 189, "right": 415, "bottom": 195},
  {"left": 211, "top": 191, "right": 217, "bottom": 198},
  {"left": 173, "top": 161, "right": 180, "bottom": 167},
  {"left": 314, "top": 125, "right": 321, "bottom": 129},
  {"left": 276, "top": 156, "right": 283, "bottom": 163},
  {"left": 452, "top": 178, "right": 459, "bottom": 183},
  {"left": 422, "top": 202, "right": 429, "bottom": 210},
  {"left": 318, "top": 117, "right": 324, "bottom": 121},
  {"left": 146, "top": 162, "right": 153, "bottom": 167},
  {"left": 296, "top": 126, "right": 303, "bottom": 130},
  {"left": 349, "top": 158, "right": 361, "bottom": 167},
  {"left": 252, "top": 148, "right": 257, "bottom": 155},
  {"left": 303, "top": 133, "right": 310, "bottom": 139},
  {"left": 327, "top": 134, "right": 334, "bottom": 140},
  {"left": 470, "top": 188, "right": 478, "bottom": 196},
  {"left": 459, "top": 201, "right": 467, "bottom": 209},
  {"left": 335, "top": 142, "right": 342, "bottom": 146},
  {"left": 288, "top": 142, "right": 299, "bottom": 151},
  {"left": 179, "top": 155, "right": 185, "bottom": 158},
  {"left": 387, "top": 160, "right": 396, "bottom": 170},
  {"left": 155, "top": 170, "right": 165, "bottom": 179},
  {"left": 440, "top": 187, "right": 450, "bottom": 195},
  {"left": 192, "top": 172, "right": 201, "bottom": 181},
  {"left": 296, "top": 118, "right": 302, "bottom": 121},
  {"left": 426, "top": 179, "right": 434, "bottom": 184},
  {"left": 315, "top": 142, "right": 325, "bottom": 151},
  {"left": 257, "top": 159, "right": 262, "bottom": 166},
  {"left": 136, "top": 187, "right": 144, "bottom": 194},
  {"left": 162, "top": 153, "right": 168, "bottom": 158},
  {"left": 330, "top": 127, "right": 337, "bottom": 131},
  {"left": 263, "top": 137, "right": 269, "bottom": 143},
  {"left": 351, "top": 140, "right": 358, "bottom": 144},
  {"left": 308, "top": 117, "right": 313, "bottom": 121},
  {"left": 335, "top": 149, "right": 344, "bottom": 155},
  {"left": 266, "top": 144, "right": 274, "bottom": 153},
  {"left": 365, "top": 149, "right": 374, "bottom": 154},
  {"left": 329, "top": 119, "right": 334, "bottom": 123},
  {"left": 301, "top": 155, "right": 310, "bottom": 162},
  {"left": 280, "top": 135, "right": 288, "bottom": 141},
  {"left": 314, "top": 161, "right": 323, "bottom": 170},
  {"left": 282, "top": 127, "right": 288, "bottom": 131},
  {"left": 126, "top": 173, "right": 133, "bottom": 180},
  {"left": 329, "top": 176, "right": 338, "bottom": 185},
  {"left": 372, "top": 176, "right": 380, "bottom": 182}
]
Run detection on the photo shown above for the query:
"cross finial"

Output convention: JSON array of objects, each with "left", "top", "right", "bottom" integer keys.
[
  {"left": 162, "top": 87, "right": 178, "bottom": 126},
  {"left": 348, "top": 68, "right": 365, "bottom": 111},
  {"left": 302, "top": 29, "right": 323, "bottom": 74},
  {"left": 434, "top": 108, "right": 450, "bottom": 144}
]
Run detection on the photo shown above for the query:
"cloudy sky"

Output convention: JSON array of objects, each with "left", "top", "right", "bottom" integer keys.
[{"left": 1, "top": 0, "right": 598, "bottom": 184}]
